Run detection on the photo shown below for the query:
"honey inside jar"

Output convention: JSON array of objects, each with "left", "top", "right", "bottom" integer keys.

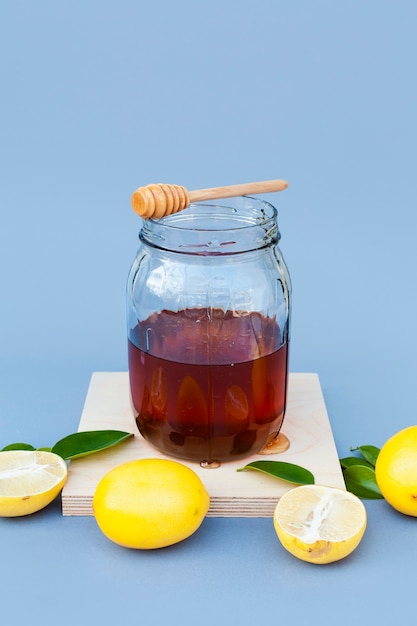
[{"left": 128, "top": 308, "right": 288, "bottom": 465}]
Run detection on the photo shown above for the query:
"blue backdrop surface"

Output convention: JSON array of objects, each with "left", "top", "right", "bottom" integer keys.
[{"left": 1, "top": 1, "right": 416, "bottom": 624}]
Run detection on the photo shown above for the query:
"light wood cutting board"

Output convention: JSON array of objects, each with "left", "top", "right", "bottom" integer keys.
[{"left": 61, "top": 372, "right": 345, "bottom": 517}]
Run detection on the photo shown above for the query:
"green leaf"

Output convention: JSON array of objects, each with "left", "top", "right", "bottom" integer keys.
[
  {"left": 340, "top": 456, "right": 373, "bottom": 469},
  {"left": 50, "top": 430, "right": 134, "bottom": 460},
  {"left": 343, "top": 465, "right": 384, "bottom": 499},
  {"left": 1, "top": 443, "right": 36, "bottom": 451},
  {"left": 350, "top": 445, "right": 380, "bottom": 467},
  {"left": 237, "top": 460, "right": 315, "bottom": 485}
]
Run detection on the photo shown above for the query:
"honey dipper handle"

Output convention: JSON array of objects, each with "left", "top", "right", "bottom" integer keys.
[{"left": 188, "top": 178, "right": 288, "bottom": 203}]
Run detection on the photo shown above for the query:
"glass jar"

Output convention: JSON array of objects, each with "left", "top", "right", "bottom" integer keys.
[{"left": 126, "top": 196, "right": 291, "bottom": 467}]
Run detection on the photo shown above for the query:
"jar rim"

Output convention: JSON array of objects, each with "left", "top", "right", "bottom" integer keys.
[
  {"left": 139, "top": 196, "right": 280, "bottom": 255},
  {"left": 147, "top": 196, "right": 277, "bottom": 231}
]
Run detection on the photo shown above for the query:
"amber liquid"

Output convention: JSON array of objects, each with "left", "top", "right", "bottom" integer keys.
[{"left": 128, "top": 309, "right": 289, "bottom": 464}]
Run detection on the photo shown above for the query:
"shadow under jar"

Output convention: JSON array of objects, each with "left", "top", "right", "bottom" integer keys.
[{"left": 127, "top": 196, "right": 291, "bottom": 468}]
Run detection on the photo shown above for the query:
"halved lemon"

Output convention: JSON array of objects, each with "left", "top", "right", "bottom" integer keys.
[
  {"left": 0, "top": 450, "right": 68, "bottom": 517},
  {"left": 274, "top": 484, "right": 367, "bottom": 564}
]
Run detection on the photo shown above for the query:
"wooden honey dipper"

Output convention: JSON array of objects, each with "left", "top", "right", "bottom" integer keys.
[{"left": 131, "top": 178, "right": 289, "bottom": 219}]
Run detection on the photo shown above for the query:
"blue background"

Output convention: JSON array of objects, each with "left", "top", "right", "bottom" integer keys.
[{"left": 1, "top": 1, "right": 416, "bottom": 624}]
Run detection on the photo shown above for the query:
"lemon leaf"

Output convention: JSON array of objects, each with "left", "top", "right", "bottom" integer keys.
[
  {"left": 1, "top": 443, "right": 36, "bottom": 451},
  {"left": 343, "top": 465, "right": 384, "bottom": 499},
  {"left": 237, "top": 460, "right": 315, "bottom": 485},
  {"left": 50, "top": 430, "right": 134, "bottom": 460},
  {"left": 350, "top": 445, "right": 380, "bottom": 467},
  {"left": 340, "top": 456, "right": 373, "bottom": 469}
]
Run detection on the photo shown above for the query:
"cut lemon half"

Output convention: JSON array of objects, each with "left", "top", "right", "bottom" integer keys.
[
  {"left": 274, "top": 484, "right": 367, "bottom": 564},
  {"left": 0, "top": 450, "right": 68, "bottom": 517}
]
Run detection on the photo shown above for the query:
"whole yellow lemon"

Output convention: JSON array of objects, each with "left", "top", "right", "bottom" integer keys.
[
  {"left": 375, "top": 425, "right": 417, "bottom": 516},
  {"left": 93, "top": 458, "right": 210, "bottom": 549}
]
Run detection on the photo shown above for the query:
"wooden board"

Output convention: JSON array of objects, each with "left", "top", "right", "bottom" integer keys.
[{"left": 61, "top": 372, "right": 345, "bottom": 517}]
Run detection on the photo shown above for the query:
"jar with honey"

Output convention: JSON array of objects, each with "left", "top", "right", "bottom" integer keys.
[{"left": 127, "top": 196, "right": 291, "bottom": 467}]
